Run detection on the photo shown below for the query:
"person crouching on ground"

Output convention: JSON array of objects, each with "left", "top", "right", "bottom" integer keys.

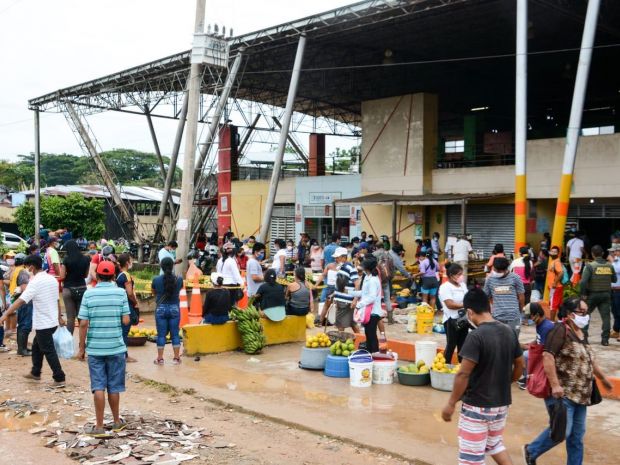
[
  {"left": 77, "top": 260, "right": 130, "bottom": 436},
  {"left": 442, "top": 288, "right": 524, "bottom": 465},
  {"left": 151, "top": 257, "right": 184, "bottom": 365},
  {"left": 202, "top": 272, "right": 231, "bottom": 324}
]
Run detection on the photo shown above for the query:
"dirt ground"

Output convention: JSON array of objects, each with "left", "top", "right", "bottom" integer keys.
[{"left": 0, "top": 346, "right": 413, "bottom": 465}]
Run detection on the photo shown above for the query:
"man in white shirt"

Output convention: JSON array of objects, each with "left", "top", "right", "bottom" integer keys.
[
  {"left": 246, "top": 242, "right": 266, "bottom": 297},
  {"left": 453, "top": 235, "right": 473, "bottom": 281},
  {"left": 566, "top": 234, "right": 585, "bottom": 274},
  {"left": 1, "top": 255, "right": 66, "bottom": 385},
  {"left": 158, "top": 241, "right": 182, "bottom": 274}
]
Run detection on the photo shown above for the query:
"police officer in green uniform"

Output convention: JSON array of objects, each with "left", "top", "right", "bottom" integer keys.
[{"left": 580, "top": 245, "right": 617, "bottom": 346}]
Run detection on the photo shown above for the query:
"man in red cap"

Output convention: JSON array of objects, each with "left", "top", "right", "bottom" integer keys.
[{"left": 77, "top": 261, "right": 130, "bottom": 436}]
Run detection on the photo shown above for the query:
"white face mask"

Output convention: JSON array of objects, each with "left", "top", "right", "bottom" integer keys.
[
  {"left": 287, "top": 246, "right": 293, "bottom": 251},
  {"left": 490, "top": 270, "right": 504, "bottom": 278},
  {"left": 6, "top": 259, "right": 15, "bottom": 266},
  {"left": 573, "top": 314, "right": 590, "bottom": 329},
  {"left": 467, "top": 310, "right": 477, "bottom": 329}
]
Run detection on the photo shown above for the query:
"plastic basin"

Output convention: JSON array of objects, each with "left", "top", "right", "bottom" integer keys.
[
  {"left": 324, "top": 354, "right": 349, "bottom": 378},
  {"left": 397, "top": 370, "right": 431, "bottom": 386},
  {"left": 430, "top": 364, "right": 457, "bottom": 391},
  {"left": 299, "top": 347, "right": 331, "bottom": 370}
]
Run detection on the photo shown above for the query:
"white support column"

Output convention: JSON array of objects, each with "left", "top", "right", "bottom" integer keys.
[
  {"left": 257, "top": 34, "right": 307, "bottom": 243},
  {"left": 514, "top": 0, "right": 528, "bottom": 252},
  {"left": 34, "top": 109, "right": 41, "bottom": 244},
  {"left": 176, "top": 0, "right": 206, "bottom": 272}
]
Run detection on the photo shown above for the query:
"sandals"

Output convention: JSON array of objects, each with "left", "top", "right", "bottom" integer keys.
[
  {"left": 153, "top": 358, "right": 164, "bottom": 365},
  {"left": 172, "top": 358, "right": 182, "bottom": 365},
  {"left": 111, "top": 421, "right": 127, "bottom": 432},
  {"left": 85, "top": 426, "right": 111, "bottom": 438}
]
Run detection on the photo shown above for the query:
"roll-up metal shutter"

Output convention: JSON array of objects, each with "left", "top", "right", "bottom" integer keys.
[
  {"left": 268, "top": 204, "right": 295, "bottom": 254},
  {"left": 447, "top": 204, "right": 515, "bottom": 259}
]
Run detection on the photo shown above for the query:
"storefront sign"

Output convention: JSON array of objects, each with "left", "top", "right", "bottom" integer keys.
[{"left": 309, "top": 192, "right": 341, "bottom": 204}]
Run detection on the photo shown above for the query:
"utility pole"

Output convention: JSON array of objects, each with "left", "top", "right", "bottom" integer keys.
[
  {"left": 176, "top": 0, "right": 206, "bottom": 273},
  {"left": 514, "top": 0, "right": 528, "bottom": 254},
  {"left": 257, "top": 34, "right": 307, "bottom": 243},
  {"left": 34, "top": 108, "right": 41, "bottom": 244}
]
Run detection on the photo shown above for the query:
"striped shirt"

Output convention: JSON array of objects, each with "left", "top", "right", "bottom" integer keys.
[
  {"left": 331, "top": 289, "right": 354, "bottom": 304},
  {"left": 78, "top": 282, "right": 130, "bottom": 356},
  {"left": 337, "top": 262, "right": 359, "bottom": 292}
]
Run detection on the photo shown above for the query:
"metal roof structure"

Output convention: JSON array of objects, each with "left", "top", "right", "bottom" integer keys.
[
  {"left": 17, "top": 185, "right": 181, "bottom": 205},
  {"left": 28, "top": 0, "right": 620, "bottom": 129}
]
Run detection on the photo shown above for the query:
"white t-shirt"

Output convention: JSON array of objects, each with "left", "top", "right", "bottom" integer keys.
[
  {"left": 20, "top": 271, "right": 59, "bottom": 330},
  {"left": 438, "top": 281, "right": 468, "bottom": 322},
  {"left": 246, "top": 257, "right": 263, "bottom": 296},
  {"left": 566, "top": 238, "right": 584, "bottom": 259},
  {"left": 453, "top": 240, "right": 472, "bottom": 262},
  {"left": 221, "top": 257, "right": 242, "bottom": 286},
  {"left": 271, "top": 249, "right": 286, "bottom": 273}
]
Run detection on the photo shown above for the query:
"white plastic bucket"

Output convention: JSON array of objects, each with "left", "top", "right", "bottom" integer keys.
[
  {"left": 372, "top": 359, "right": 397, "bottom": 385},
  {"left": 415, "top": 340, "right": 438, "bottom": 369},
  {"left": 348, "top": 350, "right": 373, "bottom": 388}
]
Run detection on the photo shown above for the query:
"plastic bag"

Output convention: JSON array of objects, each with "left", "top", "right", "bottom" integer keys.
[{"left": 53, "top": 326, "right": 75, "bottom": 359}]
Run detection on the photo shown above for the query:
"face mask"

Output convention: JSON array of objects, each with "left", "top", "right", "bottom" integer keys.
[
  {"left": 456, "top": 275, "right": 465, "bottom": 284},
  {"left": 615, "top": 256, "right": 620, "bottom": 262},
  {"left": 257, "top": 253, "right": 265, "bottom": 260},
  {"left": 6, "top": 259, "right": 15, "bottom": 266},
  {"left": 573, "top": 314, "right": 590, "bottom": 329},
  {"left": 287, "top": 246, "right": 293, "bottom": 251},
  {"left": 490, "top": 271, "right": 504, "bottom": 278}
]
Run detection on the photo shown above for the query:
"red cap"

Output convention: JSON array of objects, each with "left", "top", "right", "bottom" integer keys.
[{"left": 96, "top": 261, "right": 115, "bottom": 276}]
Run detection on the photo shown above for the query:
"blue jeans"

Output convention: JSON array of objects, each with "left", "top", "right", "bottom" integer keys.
[
  {"left": 203, "top": 314, "right": 229, "bottom": 325},
  {"left": 320, "top": 285, "right": 335, "bottom": 303},
  {"left": 155, "top": 304, "right": 181, "bottom": 348},
  {"left": 17, "top": 302, "right": 33, "bottom": 333},
  {"left": 527, "top": 397, "right": 587, "bottom": 465},
  {"left": 522, "top": 349, "right": 529, "bottom": 378},
  {"left": 0, "top": 325, "right": 4, "bottom": 346},
  {"left": 87, "top": 353, "right": 126, "bottom": 393}
]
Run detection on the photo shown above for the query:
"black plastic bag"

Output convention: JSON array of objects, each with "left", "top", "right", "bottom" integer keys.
[{"left": 549, "top": 398, "right": 567, "bottom": 443}]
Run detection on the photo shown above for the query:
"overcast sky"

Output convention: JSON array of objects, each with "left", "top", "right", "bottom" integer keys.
[{"left": 0, "top": 0, "right": 358, "bottom": 163}]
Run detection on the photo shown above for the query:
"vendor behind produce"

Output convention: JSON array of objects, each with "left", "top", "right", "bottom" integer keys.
[
  {"left": 254, "top": 269, "right": 286, "bottom": 322},
  {"left": 202, "top": 272, "right": 231, "bottom": 325}
]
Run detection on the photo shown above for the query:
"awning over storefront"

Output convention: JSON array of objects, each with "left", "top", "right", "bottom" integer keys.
[
  {"left": 334, "top": 193, "right": 508, "bottom": 206},
  {"left": 334, "top": 193, "right": 510, "bottom": 241}
]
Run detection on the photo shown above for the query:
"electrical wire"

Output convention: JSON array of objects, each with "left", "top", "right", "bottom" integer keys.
[{"left": 241, "top": 43, "right": 620, "bottom": 75}]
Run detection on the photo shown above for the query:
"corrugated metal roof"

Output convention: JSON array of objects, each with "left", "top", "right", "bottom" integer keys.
[
  {"left": 335, "top": 193, "right": 510, "bottom": 206},
  {"left": 18, "top": 185, "right": 181, "bottom": 205}
]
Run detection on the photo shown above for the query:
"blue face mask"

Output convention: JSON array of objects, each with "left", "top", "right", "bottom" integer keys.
[{"left": 257, "top": 252, "right": 265, "bottom": 260}]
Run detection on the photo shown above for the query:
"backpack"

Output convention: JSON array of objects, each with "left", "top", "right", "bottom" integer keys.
[{"left": 377, "top": 252, "right": 394, "bottom": 282}]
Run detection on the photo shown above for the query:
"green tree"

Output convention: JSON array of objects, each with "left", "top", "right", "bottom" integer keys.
[
  {"left": 14, "top": 193, "right": 105, "bottom": 239},
  {"left": 327, "top": 146, "right": 360, "bottom": 172}
]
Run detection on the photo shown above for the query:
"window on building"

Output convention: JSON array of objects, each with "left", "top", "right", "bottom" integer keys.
[
  {"left": 581, "top": 125, "right": 614, "bottom": 136},
  {"left": 445, "top": 139, "right": 465, "bottom": 153}
]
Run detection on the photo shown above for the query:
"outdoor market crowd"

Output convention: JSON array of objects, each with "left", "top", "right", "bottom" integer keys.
[{"left": 0, "top": 226, "right": 619, "bottom": 460}]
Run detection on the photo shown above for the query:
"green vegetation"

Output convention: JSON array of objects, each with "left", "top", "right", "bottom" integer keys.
[
  {"left": 328, "top": 146, "right": 360, "bottom": 172},
  {"left": 0, "top": 149, "right": 182, "bottom": 191},
  {"left": 14, "top": 193, "right": 105, "bottom": 238}
]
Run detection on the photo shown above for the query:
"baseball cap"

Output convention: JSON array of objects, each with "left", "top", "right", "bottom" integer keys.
[
  {"left": 608, "top": 244, "right": 620, "bottom": 252},
  {"left": 223, "top": 242, "right": 235, "bottom": 251},
  {"left": 358, "top": 242, "right": 369, "bottom": 250},
  {"left": 333, "top": 247, "right": 348, "bottom": 258},
  {"left": 210, "top": 272, "right": 223, "bottom": 283},
  {"left": 96, "top": 261, "right": 115, "bottom": 276}
]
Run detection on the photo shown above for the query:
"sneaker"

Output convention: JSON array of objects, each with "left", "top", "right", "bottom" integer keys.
[
  {"left": 52, "top": 381, "right": 66, "bottom": 388},
  {"left": 517, "top": 380, "right": 526, "bottom": 390},
  {"left": 23, "top": 373, "right": 41, "bottom": 381},
  {"left": 602, "top": 340, "right": 609, "bottom": 347},
  {"left": 522, "top": 444, "right": 536, "bottom": 465},
  {"left": 172, "top": 358, "right": 182, "bottom": 365},
  {"left": 0, "top": 345, "right": 10, "bottom": 353},
  {"left": 611, "top": 330, "right": 620, "bottom": 339}
]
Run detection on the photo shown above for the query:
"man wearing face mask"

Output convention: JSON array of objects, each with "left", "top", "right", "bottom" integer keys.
[
  {"left": 579, "top": 245, "right": 616, "bottom": 346},
  {"left": 483, "top": 257, "right": 525, "bottom": 336},
  {"left": 1, "top": 255, "right": 66, "bottom": 385},
  {"left": 246, "top": 242, "right": 266, "bottom": 298},
  {"left": 442, "top": 288, "right": 524, "bottom": 465},
  {"left": 609, "top": 243, "right": 620, "bottom": 341}
]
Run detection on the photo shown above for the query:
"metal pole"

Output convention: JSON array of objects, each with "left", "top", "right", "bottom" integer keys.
[
  {"left": 460, "top": 199, "right": 467, "bottom": 235},
  {"left": 176, "top": 0, "right": 206, "bottom": 273},
  {"left": 146, "top": 110, "right": 176, "bottom": 220},
  {"left": 194, "top": 50, "right": 245, "bottom": 186},
  {"left": 238, "top": 114, "right": 261, "bottom": 155},
  {"left": 34, "top": 109, "right": 41, "bottom": 244},
  {"left": 391, "top": 200, "right": 397, "bottom": 243},
  {"left": 514, "top": 0, "right": 528, "bottom": 254},
  {"left": 257, "top": 34, "right": 307, "bottom": 243},
  {"left": 331, "top": 200, "right": 336, "bottom": 235},
  {"left": 545, "top": 0, "right": 600, "bottom": 301},
  {"left": 153, "top": 92, "right": 189, "bottom": 246}
]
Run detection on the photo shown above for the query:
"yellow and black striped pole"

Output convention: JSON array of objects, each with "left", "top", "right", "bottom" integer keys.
[{"left": 545, "top": 0, "right": 600, "bottom": 301}]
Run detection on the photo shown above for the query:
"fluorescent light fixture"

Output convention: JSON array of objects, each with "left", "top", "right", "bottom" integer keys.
[{"left": 470, "top": 106, "right": 489, "bottom": 112}]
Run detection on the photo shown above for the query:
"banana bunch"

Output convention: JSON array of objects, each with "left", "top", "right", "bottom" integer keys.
[{"left": 230, "top": 305, "right": 267, "bottom": 355}]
